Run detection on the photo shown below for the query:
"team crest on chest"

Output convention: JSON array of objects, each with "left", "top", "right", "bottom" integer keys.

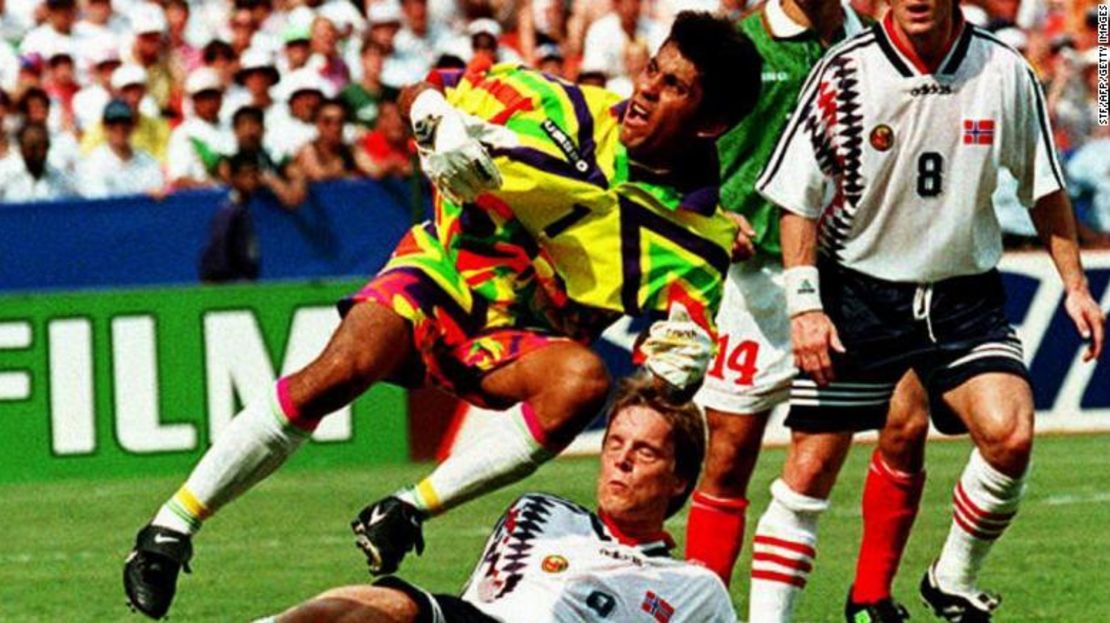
[
  {"left": 541, "top": 554, "right": 569, "bottom": 573},
  {"left": 869, "top": 124, "right": 895, "bottom": 152}
]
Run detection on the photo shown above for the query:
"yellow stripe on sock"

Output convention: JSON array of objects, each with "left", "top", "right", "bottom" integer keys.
[
  {"left": 174, "top": 487, "right": 212, "bottom": 521},
  {"left": 415, "top": 480, "right": 442, "bottom": 515}
]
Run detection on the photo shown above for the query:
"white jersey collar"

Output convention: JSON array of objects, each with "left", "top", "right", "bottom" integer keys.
[{"left": 765, "top": 0, "right": 866, "bottom": 40}]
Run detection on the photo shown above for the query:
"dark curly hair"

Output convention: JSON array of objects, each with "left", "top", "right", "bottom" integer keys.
[{"left": 665, "top": 11, "right": 763, "bottom": 130}]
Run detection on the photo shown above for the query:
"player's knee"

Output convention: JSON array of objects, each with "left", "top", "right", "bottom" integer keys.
[
  {"left": 783, "top": 449, "right": 842, "bottom": 498},
  {"left": 879, "top": 411, "right": 930, "bottom": 464},
  {"left": 552, "top": 349, "right": 611, "bottom": 411},
  {"left": 701, "top": 423, "right": 762, "bottom": 494},
  {"left": 977, "top": 406, "right": 1034, "bottom": 476}
]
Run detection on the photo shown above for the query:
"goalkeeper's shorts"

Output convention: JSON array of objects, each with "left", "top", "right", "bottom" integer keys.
[{"left": 340, "top": 223, "right": 592, "bottom": 406}]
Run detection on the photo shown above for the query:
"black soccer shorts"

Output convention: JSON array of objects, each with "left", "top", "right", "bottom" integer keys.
[
  {"left": 374, "top": 577, "right": 497, "bottom": 623},
  {"left": 784, "top": 263, "right": 1030, "bottom": 435}
]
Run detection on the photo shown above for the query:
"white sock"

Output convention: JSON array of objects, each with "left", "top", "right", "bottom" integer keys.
[
  {"left": 397, "top": 404, "right": 556, "bottom": 515},
  {"left": 152, "top": 382, "right": 310, "bottom": 534},
  {"left": 748, "top": 479, "right": 829, "bottom": 623},
  {"left": 934, "top": 448, "right": 1026, "bottom": 594}
]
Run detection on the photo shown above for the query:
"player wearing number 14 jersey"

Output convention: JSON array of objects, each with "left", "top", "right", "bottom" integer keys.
[{"left": 754, "top": 0, "right": 1106, "bottom": 621}]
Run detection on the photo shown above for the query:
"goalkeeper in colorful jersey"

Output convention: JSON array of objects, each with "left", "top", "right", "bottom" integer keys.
[
  {"left": 681, "top": 1, "right": 930, "bottom": 621},
  {"left": 124, "top": 12, "right": 763, "bottom": 620}
]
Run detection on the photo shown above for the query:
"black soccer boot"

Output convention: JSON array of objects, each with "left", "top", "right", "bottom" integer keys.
[
  {"left": 351, "top": 496, "right": 426, "bottom": 575},
  {"left": 919, "top": 563, "right": 999, "bottom": 622},
  {"left": 123, "top": 525, "right": 193, "bottom": 619},
  {"left": 845, "top": 586, "right": 911, "bottom": 623}
]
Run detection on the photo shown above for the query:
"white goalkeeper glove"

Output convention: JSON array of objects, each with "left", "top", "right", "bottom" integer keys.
[
  {"left": 410, "top": 89, "right": 502, "bottom": 204},
  {"left": 641, "top": 303, "right": 714, "bottom": 392}
]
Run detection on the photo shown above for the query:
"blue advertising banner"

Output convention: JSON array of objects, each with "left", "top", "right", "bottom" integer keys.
[{"left": 0, "top": 178, "right": 419, "bottom": 292}]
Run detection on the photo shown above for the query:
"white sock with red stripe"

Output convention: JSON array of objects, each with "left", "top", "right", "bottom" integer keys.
[
  {"left": 748, "top": 479, "right": 828, "bottom": 623},
  {"left": 933, "top": 448, "right": 1026, "bottom": 594}
]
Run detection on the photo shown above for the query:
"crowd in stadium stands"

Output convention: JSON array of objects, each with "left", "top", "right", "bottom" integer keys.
[{"left": 0, "top": 0, "right": 1106, "bottom": 245}]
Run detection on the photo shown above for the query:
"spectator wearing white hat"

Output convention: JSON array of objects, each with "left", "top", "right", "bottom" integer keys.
[
  {"left": 223, "top": 47, "right": 280, "bottom": 125},
  {"left": 167, "top": 67, "right": 233, "bottom": 188},
  {"left": 467, "top": 18, "right": 523, "bottom": 65},
  {"left": 80, "top": 63, "right": 170, "bottom": 162},
  {"left": 267, "top": 67, "right": 333, "bottom": 165},
  {"left": 126, "top": 3, "right": 175, "bottom": 115},
  {"left": 366, "top": 1, "right": 407, "bottom": 88},
  {"left": 72, "top": 41, "right": 122, "bottom": 132},
  {"left": 278, "top": 20, "right": 313, "bottom": 76},
  {"left": 581, "top": 0, "right": 665, "bottom": 82},
  {"left": 19, "top": 0, "right": 77, "bottom": 59},
  {"left": 77, "top": 98, "right": 164, "bottom": 199}
]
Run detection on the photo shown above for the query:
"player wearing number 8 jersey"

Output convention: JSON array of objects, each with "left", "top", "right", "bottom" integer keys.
[
  {"left": 123, "top": 12, "right": 764, "bottom": 620},
  {"left": 753, "top": 0, "right": 1106, "bottom": 621},
  {"left": 685, "top": 4, "right": 934, "bottom": 621}
]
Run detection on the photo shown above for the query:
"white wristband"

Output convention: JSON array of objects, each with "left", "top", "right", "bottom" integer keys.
[{"left": 784, "top": 266, "right": 822, "bottom": 317}]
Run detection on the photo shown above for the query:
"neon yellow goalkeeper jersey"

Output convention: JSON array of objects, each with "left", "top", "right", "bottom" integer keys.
[{"left": 433, "top": 63, "right": 736, "bottom": 331}]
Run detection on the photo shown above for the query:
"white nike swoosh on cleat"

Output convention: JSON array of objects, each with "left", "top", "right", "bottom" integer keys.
[
  {"left": 368, "top": 507, "right": 388, "bottom": 526},
  {"left": 153, "top": 535, "right": 179, "bottom": 545}
]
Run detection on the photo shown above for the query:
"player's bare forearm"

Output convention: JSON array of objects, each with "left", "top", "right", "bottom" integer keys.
[
  {"left": 1030, "top": 190, "right": 1086, "bottom": 292},
  {"left": 398, "top": 82, "right": 443, "bottom": 124},
  {"left": 780, "top": 210, "right": 820, "bottom": 268},
  {"left": 1032, "top": 190, "right": 1106, "bottom": 361}
]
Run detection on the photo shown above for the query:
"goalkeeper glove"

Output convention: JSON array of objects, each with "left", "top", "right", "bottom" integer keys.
[
  {"left": 641, "top": 303, "right": 714, "bottom": 393},
  {"left": 410, "top": 88, "right": 502, "bottom": 204}
]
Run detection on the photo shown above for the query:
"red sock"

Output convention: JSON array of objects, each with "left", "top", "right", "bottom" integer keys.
[
  {"left": 851, "top": 449, "right": 925, "bottom": 603},
  {"left": 685, "top": 491, "right": 748, "bottom": 587}
]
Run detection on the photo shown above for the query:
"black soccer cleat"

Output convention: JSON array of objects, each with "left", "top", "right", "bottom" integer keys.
[
  {"left": 351, "top": 496, "right": 426, "bottom": 576},
  {"left": 845, "top": 586, "right": 911, "bottom": 623},
  {"left": 123, "top": 525, "right": 193, "bottom": 619},
  {"left": 919, "top": 563, "right": 999, "bottom": 622}
]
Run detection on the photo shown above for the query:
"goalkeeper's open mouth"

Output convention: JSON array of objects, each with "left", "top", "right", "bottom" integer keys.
[{"left": 623, "top": 98, "right": 652, "bottom": 133}]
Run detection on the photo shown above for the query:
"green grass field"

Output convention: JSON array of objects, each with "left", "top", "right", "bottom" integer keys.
[{"left": 3, "top": 434, "right": 1108, "bottom": 622}]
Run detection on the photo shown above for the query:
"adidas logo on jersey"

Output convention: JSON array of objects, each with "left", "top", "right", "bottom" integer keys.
[{"left": 909, "top": 83, "right": 953, "bottom": 97}]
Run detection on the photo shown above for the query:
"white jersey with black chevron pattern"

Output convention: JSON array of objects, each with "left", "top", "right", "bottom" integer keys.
[
  {"left": 756, "top": 12, "right": 1064, "bottom": 283},
  {"left": 456, "top": 493, "right": 735, "bottom": 622}
]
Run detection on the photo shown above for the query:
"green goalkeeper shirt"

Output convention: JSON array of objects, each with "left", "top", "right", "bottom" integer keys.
[{"left": 718, "top": 0, "right": 867, "bottom": 257}]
